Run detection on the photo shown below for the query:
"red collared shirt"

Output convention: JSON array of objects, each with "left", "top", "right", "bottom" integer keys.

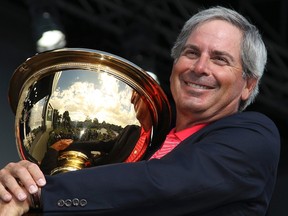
[{"left": 149, "top": 124, "right": 207, "bottom": 159}]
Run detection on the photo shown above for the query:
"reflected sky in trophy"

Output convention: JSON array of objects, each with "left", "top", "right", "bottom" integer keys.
[{"left": 29, "top": 70, "right": 139, "bottom": 131}]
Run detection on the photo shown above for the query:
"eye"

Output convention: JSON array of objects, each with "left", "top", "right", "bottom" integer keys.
[
  {"left": 182, "top": 48, "right": 199, "bottom": 59},
  {"left": 212, "top": 55, "right": 229, "bottom": 65}
]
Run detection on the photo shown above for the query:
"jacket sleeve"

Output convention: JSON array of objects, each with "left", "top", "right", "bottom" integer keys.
[{"left": 40, "top": 112, "right": 280, "bottom": 215}]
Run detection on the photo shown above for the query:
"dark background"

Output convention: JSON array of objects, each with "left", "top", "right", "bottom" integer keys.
[{"left": 0, "top": 0, "right": 287, "bottom": 215}]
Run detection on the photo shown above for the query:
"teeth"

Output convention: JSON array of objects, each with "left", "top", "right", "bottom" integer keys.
[{"left": 185, "top": 81, "right": 209, "bottom": 89}]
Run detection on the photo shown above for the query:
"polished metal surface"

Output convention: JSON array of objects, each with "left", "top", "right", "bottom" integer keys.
[{"left": 9, "top": 48, "right": 171, "bottom": 175}]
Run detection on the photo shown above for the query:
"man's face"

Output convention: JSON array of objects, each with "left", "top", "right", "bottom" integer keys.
[{"left": 170, "top": 20, "right": 256, "bottom": 125}]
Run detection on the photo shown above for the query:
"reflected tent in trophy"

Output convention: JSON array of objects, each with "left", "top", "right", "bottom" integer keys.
[{"left": 8, "top": 48, "right": 171, "bottom": 175}]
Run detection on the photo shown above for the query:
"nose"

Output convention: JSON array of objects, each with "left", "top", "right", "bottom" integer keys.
[{"left": 192, "top": 55, "right": 210, "bottom": 76}]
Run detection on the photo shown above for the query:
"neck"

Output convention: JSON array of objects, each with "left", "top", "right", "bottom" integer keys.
[
  {"left": 175, "top": 110, "right": 238, "bottom": 132},
  {"left": 175, "top": 116, "right": 205, "bottom": 132}
]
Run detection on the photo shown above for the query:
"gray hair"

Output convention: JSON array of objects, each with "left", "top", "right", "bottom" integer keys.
[{"left": 171, "top": 6, "right": 267, "bottom": 111}]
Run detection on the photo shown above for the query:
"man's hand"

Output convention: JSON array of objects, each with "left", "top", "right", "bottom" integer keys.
[
  {"left": 0, "top": 160, "right": 46, "bottom": 202},
  {"left": 0, "top": 193, "right": 30, "bottom": 216}
]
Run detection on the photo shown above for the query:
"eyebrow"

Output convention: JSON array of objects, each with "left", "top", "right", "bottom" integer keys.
[{"left": 182, "top": 44, "right": 198, "bottom": 52}]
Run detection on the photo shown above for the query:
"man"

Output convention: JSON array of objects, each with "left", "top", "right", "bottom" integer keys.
[{"left": 0, "top": 6, "right": 280, "bottom": 215}]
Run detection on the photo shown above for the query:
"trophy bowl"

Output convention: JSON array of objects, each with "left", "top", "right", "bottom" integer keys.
[{"left": 9, "top": 48, "right": 171, "bottom": 175}]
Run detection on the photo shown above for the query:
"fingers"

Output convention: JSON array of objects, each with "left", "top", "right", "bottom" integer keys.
[
  {"left": 1, "top": 173, "right": 27, "bottom": 201},
  {"left": 0, "top": 190, "right": 30, "bottom": 216},
  {"left": 0, "top": 160, "right": 46, "bottom": 202},
  {"left": 17, "top": 160, "right": 46, "bottom": 189},
  {"left": 0, "top": 162, "right": 26, "bottom": 202},
  {"left": 0, "top": 183, "right": 12, "bottom": 202}
]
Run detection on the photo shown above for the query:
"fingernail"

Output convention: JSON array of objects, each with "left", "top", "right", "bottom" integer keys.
[
  {"left": 18, "top": 192, "right": 27, "bottom": 201},
  {"left": 3, "top": 193, "right": 12, "bottom": 201},
  {"left": 37, "top": 178, "right": 46, "bottom": 186},
  {"left": 29, "top": 185, "right": 38, "bottom": 194}
]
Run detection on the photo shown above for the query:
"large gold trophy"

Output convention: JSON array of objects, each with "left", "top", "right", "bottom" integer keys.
[{"left": 9, "top": 48, "right": 171, "bottom": 175}]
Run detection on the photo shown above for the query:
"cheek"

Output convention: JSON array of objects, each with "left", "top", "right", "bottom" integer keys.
[
  {"left": 172, "top": 57, "right": 190, "bottom": 72},
  {"left": 221, "top": 75, "right": 247, "bottom": 100},
  {"left": 212, "top": 71, "right": 245, "bottom": 103},
  {"left": 219, "top": 68, "right": 244, "bottom": 89},
  {"left": 170, "top": 59, "right": 188, "bottom": 85}
]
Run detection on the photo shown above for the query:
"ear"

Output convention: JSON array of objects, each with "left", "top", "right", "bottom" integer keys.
[{"left": 241, "top": 77, "right": 257, "bottom": 101}]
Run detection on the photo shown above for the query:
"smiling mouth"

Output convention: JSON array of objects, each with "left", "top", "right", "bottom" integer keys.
[{"left": 184, "top": 81, "right": 213, "bottom": 89}]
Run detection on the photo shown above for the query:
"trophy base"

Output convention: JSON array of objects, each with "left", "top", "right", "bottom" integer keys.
[{"left": 50, "top": 151, "right": 89, "bottom": 175}]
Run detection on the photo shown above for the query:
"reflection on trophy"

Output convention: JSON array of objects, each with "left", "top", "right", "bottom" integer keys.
[{"left": 9, "top": 48, "right": 171, "bottom": 175}]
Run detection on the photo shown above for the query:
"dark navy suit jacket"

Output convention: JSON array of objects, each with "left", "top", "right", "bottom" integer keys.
[{"left": 41, "top": 112, "right": 280, "bottom": 216}]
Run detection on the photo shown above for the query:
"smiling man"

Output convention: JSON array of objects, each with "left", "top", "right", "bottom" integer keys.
[
  {"left": 0, "top": 6, "right": 280, "bottom": 216},
  {"left": 170, "top": 19, "right": 254, "bottom": 130}
]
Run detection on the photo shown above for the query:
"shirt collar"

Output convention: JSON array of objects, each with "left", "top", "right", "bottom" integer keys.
[{"left": 169, "top": 123, "right": 208, "bottom": 141}]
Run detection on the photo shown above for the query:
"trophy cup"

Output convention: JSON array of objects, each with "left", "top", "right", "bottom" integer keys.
[{"left": 9, "top": 48, "right": 171, "bottom": 176}]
